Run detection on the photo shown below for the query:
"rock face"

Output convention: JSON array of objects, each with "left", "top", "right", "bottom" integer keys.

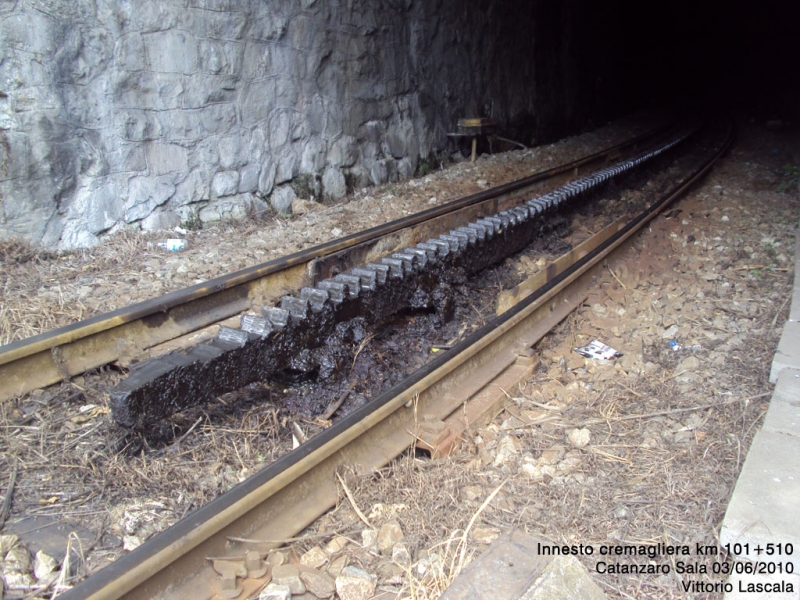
[{"left": 0, "top": 0, "right": 615, "bottom": 249}]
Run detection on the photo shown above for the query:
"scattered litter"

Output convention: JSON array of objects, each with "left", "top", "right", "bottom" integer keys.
[
  {"left": 573, "top": 339, "right": 621, "bottom": 360},
  {"left": 668, "top": 340, "right": 702, "bottom": 352},
  {"left": 157, "top": 239, "right": 188, "bottom": 251}
]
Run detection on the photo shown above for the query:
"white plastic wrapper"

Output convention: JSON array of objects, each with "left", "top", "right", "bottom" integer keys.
[{"left": 573, "top": 339, "right": 621, "bottom": 360}]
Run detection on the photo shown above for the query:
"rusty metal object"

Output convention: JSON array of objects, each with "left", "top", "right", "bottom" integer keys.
[{"left": 56, "top": 118, "right": 734, "bottom": 600}]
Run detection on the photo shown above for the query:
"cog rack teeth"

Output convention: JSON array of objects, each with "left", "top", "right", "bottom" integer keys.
[
  {"left": 451, "top": 230, "right": 471, "bottom": 247},
  {"left": 334, "top": 273, "right": 362, "bottom": 298},
  {"left": 261, "top": 306, "right": 290, "bottom": 330},
  {"left": 379, "top": 256, "right": 405, "bottom": 277},
  {"left": 363, "top": 262, "right": 390, "bottom": 284},
  {"left": 392, "top": 252, "right": 419, "bottom": 271},
  {"left": 426, "top": 238, "right": 451, "bottom": 256},
  {"left": 455, "top": 226, "right": 478, "bottom": 243},
  {"left": 299, "top": 287, "right": 330, "bottom": 312},
  {"left": 240, "top": 314, "right": 272, "bottom": 337},
  {"left": 316, "top": 280, "right": 348, "bottom": 304},
  {"left": 280, "top": 296, "right": 310, "bottom": 320},
  {"left": 216, "top": 326, "right": 250, "bottom": 348},
  {"left": 467, "top": 222, "right": 489, "bottom": 240},
  {"left": 414, "top": 243, "right": 440, "bottom": 261},
  {"left": 438, "top": 234, "right": 460, "bottom": 252},
  {"left": 480, "top": 216, "right": 503, "bottom": 232},
  {"left": 403, "top": 247, "right": 429, "bottom": 267},
  {"left": 349, "top": 267, "right": 378, "bottom": 291}
]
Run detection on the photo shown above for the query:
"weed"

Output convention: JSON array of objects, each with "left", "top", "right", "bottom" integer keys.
[
  {"left": 292, "top": 173, "right": 317, "bottom": 199},
  {"left": 181, "top": 210, "right": 203, "bottom": 231},
  {"left": 417, "top": 154, "right": 441, "bottom": 177},
  {"left": 343, "top": 171, "right": 358, "bottom": 195}
]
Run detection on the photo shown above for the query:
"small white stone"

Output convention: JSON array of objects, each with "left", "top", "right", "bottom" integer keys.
[
  {"left": 335, "top": 566, "right": 377, "bottom": 600},
  {"left": 33, "top": 550, "right": 59, "bottom": 581},
  {"left": 300, "top": 545, "right": 328, "bottom": 569},
  {"left": 361, "top": 529, "right": 377, "bottom": 550},
  {"left": 567, "top": 428, "right": 591, "bottom": 448},
  {"left": 123, "top": 535, "right": 143, "bottom": 551},
  {"left": 377, "top": 520, "right": 404, "bottom": 555},
  {"left": 331, "top": 228, "right": 343, "bottom": 237},
  {"left": 392, "top": 542, "right": 412, "bottom": 566},
  {"left": 492, "top": 435, "right": 520, "bottom": 467},
  {"left": 258, "top": 583, "right": 292, "bottom": 600}
]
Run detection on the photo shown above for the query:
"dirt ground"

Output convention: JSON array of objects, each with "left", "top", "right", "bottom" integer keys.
[{"left": 1, "top": 114, "right": 798, "bottom": 599}]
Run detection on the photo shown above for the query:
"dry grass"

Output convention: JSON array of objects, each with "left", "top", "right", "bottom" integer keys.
[
  {"left": 0, "top": 231, "right": 164, "bottom": 346},
  {"left": 0, "top": 375, "right": 311, "bottom": 585}
]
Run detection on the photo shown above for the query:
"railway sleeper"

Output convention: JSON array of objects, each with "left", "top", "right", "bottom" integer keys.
[{"left": 110, "top": 129, "right": 695, "bottom": 431}]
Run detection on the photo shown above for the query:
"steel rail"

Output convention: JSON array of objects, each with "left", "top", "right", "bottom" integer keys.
[
  {"left": 57, "top": 117, "right": 735, "bottom": 600},
  {"left": 0, "top": 124, "right": 672, "bottom": 402}
]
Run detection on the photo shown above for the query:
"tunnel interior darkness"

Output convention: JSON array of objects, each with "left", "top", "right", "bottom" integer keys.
[{"left": 605, "top": 0, "right": 800, "bottom": 119}]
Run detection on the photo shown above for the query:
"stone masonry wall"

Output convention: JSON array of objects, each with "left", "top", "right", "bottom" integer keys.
[{"left": 0, "top": 0, "right": 592, "bottom": 248}]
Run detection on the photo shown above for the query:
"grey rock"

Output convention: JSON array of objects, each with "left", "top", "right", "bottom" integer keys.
[
  {"left": 115, "top": 71, "right": 184, "bottom": 110},
  {"left": 519, "top": 556, "right": 606, "bottom": 600},
  {"left": 301, "top": 137, "right": 327, "bottom": 173},
  {"left": 258, "top": 160, "right": 277, "bottom": 196},
  {"left": 377, "top": 520, "right": 404, "bottom": 555},
  {"left": 248, "top": 14, "right": 289, "bottom": 42},
  {"left": 0, "top": 0, "right": 592, "bottom": 249},
  {"left": 74, "top": 180, "right": 124, "bottom": 234},
  {"left": 183, "top": 73, "right": 239, "bottom": 109},
  {"left": 143, "top": 30, "right": 198, "bottom": 74},
  {"left": 141, "top": 210, "right": 181, "bottom": 231},
  {"left": 258, "top": 583, "right": 292, "bottom": 600},
  {"left": 321, "top": 167, "right": 347, "bottom": 199},
  {"left": 270, "top": 185, "right": 295, "bottom": 214},
  {"left": 275, "top": 153, "right": 297, "bottom": 185},
  {"left": 200, "top": 104, "right": 237, "bottom": 135},
  {"left": 171, "top": 170, "right": 209, "bottom": 206},
  {"left": 218, "top": 132, "right": 248, "bottom": 170},
  {"left": 198, "top": 195, "right": 267, "bottom": 224},
  {"left": 271, "top": 564, "right": 305, "bottom": 595},
  {"left": 299, "top": 569, "right": 335, "bottom": 598},
  {"left": 147, "top": 143, "right": 189, "bottom": 175},
  {"left": 212, "top": 170, "right": 240, "bottom": 198},
  {"left": 335, "top": 566, "right": 376, "bottom": 600},
  {"left": 239, "top": 164, "right": 261, "bottom": 193},
  {"left": 59, "top": 228, "right": 100, "bottom": 249},
  {"left": 369, "top": 160, "right": 389, "bottom": 185},
  {"left": 328, "top": 136, "right": 358, "bottom": 168},
  {"left": 397, "top": 157, "right": 415, "bottom": 179},
  {"left": 125, "top": 175, "right": 178, "bottom": 223},
  {"left": 385, "top": 131, "right": 406, "bottom": 158}
]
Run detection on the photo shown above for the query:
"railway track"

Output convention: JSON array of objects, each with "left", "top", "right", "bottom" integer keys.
[
  {"left": 0, "top": 125, "right": 672, "bottom": 404},
  {"left": 37, "top": 115, "right": 736, "bottom": 600}
]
